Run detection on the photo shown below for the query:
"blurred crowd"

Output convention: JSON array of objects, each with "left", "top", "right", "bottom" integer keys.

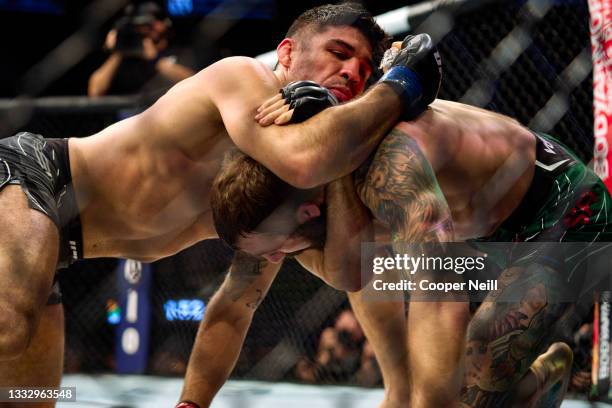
[
  {"left": 87, "top": 1, "right": 194, "bottom": 97},
  {"left": 294, "top": 309, "right": 382, "bottom": 387}
]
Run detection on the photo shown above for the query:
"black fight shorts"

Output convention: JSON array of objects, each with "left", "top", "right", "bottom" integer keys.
[{"left": 0, "top": 132, "right": 84, "bottom": 304}]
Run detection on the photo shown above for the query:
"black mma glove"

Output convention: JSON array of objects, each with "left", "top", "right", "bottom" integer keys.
[
  {"left": 280, "top": 80, "right": 339, "bottom": 123},
  {"left": 379, "top": 33, "right": 442, "bottom": 120}
]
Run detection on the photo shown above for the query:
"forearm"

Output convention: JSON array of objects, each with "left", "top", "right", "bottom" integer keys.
[
  {"left": 261, "top": 84, "right": 402, "bottom": 189},
  {"left": 88, "top": 53, "right": 122, "bottom": 97},
  {"left": 181, "top": 297, "right": 254, "bottom": 407},
  {"left": 181, "top": 253, "right": 279, "bottom": 407},
  {"left": 321, "top": 175, "right": 373, "bottom": 291}
]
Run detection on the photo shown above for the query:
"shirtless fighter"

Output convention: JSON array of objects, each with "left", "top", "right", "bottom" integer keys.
[
  {"left": 207, "top": 90, "right": 612, "bottom": 407},
  {"left": 0, "top": 3, "right": 444, "bottom": 405}
]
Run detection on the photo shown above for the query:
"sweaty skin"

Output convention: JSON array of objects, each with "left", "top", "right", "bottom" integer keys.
[
  {"left": 365, "top": 99, "right": 536, "bottom": 241},
  {"left": 261, "top": 97, "right": 537, "bottom": 241},
  {"left": 68, "top": 26, "right": 401, "bottom": 263},
  {"left": 0, "top": 20, "right": 407, "bottom": 403},
  {"left": 183, "top": 97, "right": 540, "bottom": 408},
  {"left": 232, "top": 96, "right": 539, "bottom": 408}
]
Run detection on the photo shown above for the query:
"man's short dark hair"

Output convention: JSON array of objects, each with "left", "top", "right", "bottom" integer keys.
[
  {"left": 211, "top": 149, "right": 296, "bottom": 248},
  {"left": 286, "top": 3, "right": 391, "bottom": 69}
]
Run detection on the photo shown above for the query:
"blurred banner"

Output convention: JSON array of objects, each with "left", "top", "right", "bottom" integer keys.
[
  {"left": 589, "top": 0, "right": 612, "bottom": 190},
  {"left": 115, "top": 260, "right": 152, "bottom": 374},
  {"left": 593, "top": 291, "right": 612, "bottom": 399}
]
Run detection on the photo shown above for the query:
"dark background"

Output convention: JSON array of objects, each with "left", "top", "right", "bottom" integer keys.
[{"left": 0, "top": 0, "right": 417, "bottom": 97}]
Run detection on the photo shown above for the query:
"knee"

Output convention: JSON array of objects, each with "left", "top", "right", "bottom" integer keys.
[{"left": 0, "top": 306, "right": 37, "bottom": 360}]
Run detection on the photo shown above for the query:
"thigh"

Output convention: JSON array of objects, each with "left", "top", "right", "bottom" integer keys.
[
  {"left": 0, "top": 185, "right": 59, "bottom": 346},
  {"left": 0, "top": 304, "right": 64, "bottom": 408}
]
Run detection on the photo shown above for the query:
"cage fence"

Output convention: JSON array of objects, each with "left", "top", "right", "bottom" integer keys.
[{"left": 0, "top": 0, "right": 599, "bottom": 398}]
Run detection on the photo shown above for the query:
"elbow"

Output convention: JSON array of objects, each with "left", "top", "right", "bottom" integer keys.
[
  {"left": 342, "top": 268, "right": 366, "bottom": 292},
  {"left": 324, "top": 267, "right": 365, "bottom": 293},
  {"left": 282, "top": 154, "right": 327, "bottom": 189},
  {"left": 327, "top": 279, "right": 364, "bottom": 293},
  {"left": 341, "top": 280, "right": 365, "bottom": 293}
]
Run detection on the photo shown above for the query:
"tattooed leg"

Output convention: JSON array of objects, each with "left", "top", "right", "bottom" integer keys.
[{"left": 461, "top": 263, "right": 571, "bottom": 408}]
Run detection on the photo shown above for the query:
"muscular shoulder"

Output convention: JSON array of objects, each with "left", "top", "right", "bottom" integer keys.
[{"left": 198, "top": 56, "right": 279, "bottom": 98}]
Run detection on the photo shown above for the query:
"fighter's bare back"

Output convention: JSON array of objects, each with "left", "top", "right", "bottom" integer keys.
[{"left": 398, "top": 99, "right": 536, "bottom": 239}]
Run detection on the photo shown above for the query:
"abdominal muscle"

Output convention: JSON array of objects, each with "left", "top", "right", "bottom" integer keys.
[{"left": 69, "top": 126, "right": 222, "bottom": 260}]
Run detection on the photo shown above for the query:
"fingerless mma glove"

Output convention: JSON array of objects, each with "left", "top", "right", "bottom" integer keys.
[
  {"left": 280, "top": 80, "right": 339, "bottom": 123},
  {"left": 379, "top": 33, "right": 442, "bottom": 120}
]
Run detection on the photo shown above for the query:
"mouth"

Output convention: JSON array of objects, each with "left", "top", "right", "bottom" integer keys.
[{"left": 329, "top": 87, "right": 352, "bottom": 102}]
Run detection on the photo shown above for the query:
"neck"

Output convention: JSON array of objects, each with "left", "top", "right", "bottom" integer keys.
[{"left": 273, "top": 68, "right": 291, "bottom": 87}]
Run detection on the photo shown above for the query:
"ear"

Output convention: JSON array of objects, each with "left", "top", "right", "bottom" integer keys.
[
  {"left": 296, "top": 202, "right": 321, "bottom": 224},
  {"left": 276, "top": 38, "right": 294, "bottom": 69}
]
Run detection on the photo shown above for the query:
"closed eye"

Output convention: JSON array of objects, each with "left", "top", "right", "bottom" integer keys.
[{"left": 330, "top": 49, "right": 349, "bottom": 60}]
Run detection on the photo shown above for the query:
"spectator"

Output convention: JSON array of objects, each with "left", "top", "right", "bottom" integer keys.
[
  {"left": 88, "top": 1, "right": 194, "bottom": 97},
  {"left": 569, "top": 323, "right": 593, "bottom": 393},
  {"left": 355, "top": 340, "right": 383, "bottom": 387},
  {"left": 295, "top": 310, "right": 366, "bottom": 384},
  {"left": 150, "top": 334, "right": 189, "bottom": 376}
]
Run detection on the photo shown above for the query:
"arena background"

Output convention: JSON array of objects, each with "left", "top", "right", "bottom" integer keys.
[{"left": 0, "top": 0, "right": 606, "bottom": 406}]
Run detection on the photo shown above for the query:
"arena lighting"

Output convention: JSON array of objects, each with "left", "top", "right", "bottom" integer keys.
[
  {"left": 255, "top": 0, "right": 499, "bottom": 67},
  {"left": 107, "top": 299, "right": 122, "bottom": 325},
  {"left": 0, "top": 0, "right": 63, "bottom": 14}
]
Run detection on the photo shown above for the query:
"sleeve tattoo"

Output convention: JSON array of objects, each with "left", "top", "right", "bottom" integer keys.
[{"left": 354, "top": 128, "right": 454, "bottom": 243}]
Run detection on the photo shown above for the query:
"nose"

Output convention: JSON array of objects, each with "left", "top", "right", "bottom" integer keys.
[{"left": 339, "top": 58, "right": 362, "bottom": 88}]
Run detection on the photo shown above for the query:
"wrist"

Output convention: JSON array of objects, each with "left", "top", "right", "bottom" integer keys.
[{"left": 379, "top": 66, "right": 423, "bottom": 106}]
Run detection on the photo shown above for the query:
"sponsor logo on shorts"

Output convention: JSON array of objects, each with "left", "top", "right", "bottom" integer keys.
[
  {"left": 563, "top": 191, "right": 598, "bottom": 228},
  {"left": 539, "top": 136, "right": 557, "bottom": 155},
  {"left": 535, "top": 159, "right": 570, "bottom": 172}
]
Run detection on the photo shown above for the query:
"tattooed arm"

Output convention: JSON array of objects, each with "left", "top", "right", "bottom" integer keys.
[
  {"left": 181, "top": 251, "right": 282, "bottom": 407},
  {"left": 357, "top": 128, "right": 472, "bottom": 407},
  {"left": 354, "top": 128, "right": 454, "bottom": 243}
]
